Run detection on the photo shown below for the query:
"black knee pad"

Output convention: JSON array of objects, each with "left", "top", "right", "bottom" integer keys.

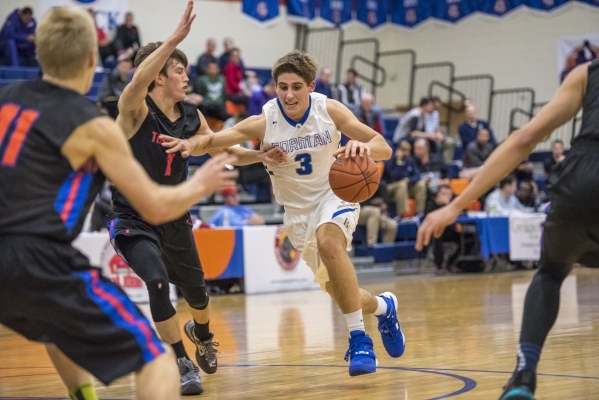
[
  {"left": 180, "top": 286, "right": 209, "bottom": 310},
  {"left": 147, "top": 279, "right": 176, "bottom": 322}
]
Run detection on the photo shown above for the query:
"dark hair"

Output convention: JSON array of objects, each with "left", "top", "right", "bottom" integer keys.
[
  {"left": 431, "top": 96, "right": 441, "bottom": 103},
  {"left": 134, "top": 42, "right": 188, "bottom": 92},
  {"left": 499, "top": 174, "right": 516, "bottom": 189},
  {"left": 420, "top": 97, "right": 432, "bottom": 107},
  {"left": 347, "top": 68, "right": 358, "bottom": 76},
  {"left": 437, "top": 184, "right": 451, "bottom": 193},
  {"left": 22, "top": 7, "right": 33, "bottom": 15},
  {"left": 552, "top": 139, "right": 564, "bottom": 146}
]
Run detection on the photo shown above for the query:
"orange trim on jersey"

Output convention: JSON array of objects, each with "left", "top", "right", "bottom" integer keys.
[
  {"left": 60, "top": 172, "right": 83, "bottom": 222},
  {"left": 1, "top": 109, "right": 39, "bottom": 166},
  {"left": 0, "top": 104, "right": 20, "bottom": 146}
]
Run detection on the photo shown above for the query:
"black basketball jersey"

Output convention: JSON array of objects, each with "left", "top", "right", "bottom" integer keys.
[
  {"left": 0, "top": 80, "right": 104, "bottom": 242},
  {"left": 112, "top": 95, "right": 200, "bottom": 215},
  {"left": 571, "top": 60, "right": 599, "bottom": 146}
]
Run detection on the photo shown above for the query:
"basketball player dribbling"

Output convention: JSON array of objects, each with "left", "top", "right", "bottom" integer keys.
[
  {"left": 162, "top": 50, "right": 407, "bottom": 376},
  {"left": 110, "top": 1, "right": 284, "bottom": 394},
  {"left": 0, "top": 7, "right": 238, "bottom": 400},
  {"left": 417, "top": 60, "right": 599, "bottom": 400}
]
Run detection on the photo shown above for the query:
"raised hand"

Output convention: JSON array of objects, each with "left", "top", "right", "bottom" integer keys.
[
  {"left": 170, "top": 1, "right": 196, "bottom": 44},
  {"left": 191, "top": 153, "right": 239, "bottom": 194}
]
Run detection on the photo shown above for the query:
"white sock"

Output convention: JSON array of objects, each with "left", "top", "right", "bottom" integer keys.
[
  {"left": 344, "top": 309, "right": 365, "bottom": 335},
  {"left": 373, "top": 295, "right": 388, "bottom": 316}
]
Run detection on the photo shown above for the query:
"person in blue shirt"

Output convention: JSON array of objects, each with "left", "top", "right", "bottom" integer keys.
[
  {"left": 208, "top": 186, "right": 265, "bottom": 227},
  {"left": 458, "top": 103, "right": 497, "bottom": 150},
  {"left": 0, "top": 7, "right": 36, "bottom": 67},
  {"left": 314, "top": 66, "right": 334, "bottom": 98},
  {"left": 384, "top": 140, "right": 426, "bottom": 217},
  {"left": 248, "top": 80, "right": 276, "bottom": 116}
]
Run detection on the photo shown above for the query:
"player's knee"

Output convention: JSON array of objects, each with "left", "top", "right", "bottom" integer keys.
[
  {"left": 146, "top": 279, "right": 176, "bottom": 322},
  {"left": 180, "top": 286, "right": 209, "bottom": 310}
]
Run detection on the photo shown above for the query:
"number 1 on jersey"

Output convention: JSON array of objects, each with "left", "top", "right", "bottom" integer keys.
[
  {"left": 164, "top": 153, "right": 175, "bottom": 176},
  {"left": 0, "top": 104, "right": 39, "bottom": 167},
  {"left": 295, "top": 153, "right": 313, "bottom": 175}
]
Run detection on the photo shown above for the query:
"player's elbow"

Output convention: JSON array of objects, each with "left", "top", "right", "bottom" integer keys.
[{"left": 140, "top": 205, "right": 173, "bottom": 226}]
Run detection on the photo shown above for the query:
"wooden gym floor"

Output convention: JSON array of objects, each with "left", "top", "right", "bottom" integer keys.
[{"left": 1, "top": 268, "right": 599, "bottom": 399}]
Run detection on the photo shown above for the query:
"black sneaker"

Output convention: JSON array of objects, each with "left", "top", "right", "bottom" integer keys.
[
  {"left": 177, "top": 357, "right": 203, "bottom": 396},
  {"left": 498, "top": 369, "right": 536, "bottom": 400},
  {"left": 184, "top": 320, "right": 219, "bottom": 374}
]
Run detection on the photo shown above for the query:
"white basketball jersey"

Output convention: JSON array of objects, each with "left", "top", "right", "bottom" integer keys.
[{"left": 261, "top": 92, "right": 340, "bottom": 212}]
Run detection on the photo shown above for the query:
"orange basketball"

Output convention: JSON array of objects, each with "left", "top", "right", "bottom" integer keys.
[{"left": 329, "top": 155, "right": 380, "bottom": 203}]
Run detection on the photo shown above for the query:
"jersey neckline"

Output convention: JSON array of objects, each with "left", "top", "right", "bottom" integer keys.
[{"left": 276, "top": 95, "right": 312, "bottom": 128}]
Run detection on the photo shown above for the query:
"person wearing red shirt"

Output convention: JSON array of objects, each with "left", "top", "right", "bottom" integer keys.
[{"left": 222, "top": 48, "right": 248, "bottom": 107}]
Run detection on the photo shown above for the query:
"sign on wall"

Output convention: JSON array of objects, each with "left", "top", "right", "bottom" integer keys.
[
  {"left": 557, "top": 33, "right": 599, "bottom": 82},
  {"left": 39, "top": 0, "right": 129, "bottom": 39},
  {"left": 508, "top": 213, "right": 546, "bottom": 261}
]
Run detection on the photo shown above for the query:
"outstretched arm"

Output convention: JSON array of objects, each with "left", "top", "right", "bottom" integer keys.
[
  {"left": 117, "top": 1, "right": 196, "bottom": 137},
  {"left": 327, "top": 99, "right": 392, "bottom": 161},
  {"left": 416, "top": 62, "right": 588, "bottom": 250},
  {"left": 62, "top": 116, "right": 237, "bottom": 225}
]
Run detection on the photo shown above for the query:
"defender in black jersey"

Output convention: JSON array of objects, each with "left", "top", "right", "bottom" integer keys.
[
  {"left": 112, "top": 2, "right": 284, "bottom": 395},
  {"left": 417, "top": 61, "right": 599, "bottom": 400},
  {"left": 0, "top": 5, "right": 237, "bottom": 400}
]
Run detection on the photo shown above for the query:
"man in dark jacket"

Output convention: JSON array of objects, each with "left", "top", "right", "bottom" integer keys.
[
  {"left": 0, "top": 7, "right": 36, "bottom": 66},
  {"left": 385, "top": 140, "right": 426, "bottom": 217}
]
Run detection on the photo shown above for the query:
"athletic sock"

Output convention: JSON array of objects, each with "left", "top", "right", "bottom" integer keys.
[
  {"left": 69, "top": 382, "right": 98, "bottom": 400},
  {"left": 344, "top": 309, "right": 365, "bottom": 336},
  {"left": 171, "top": 340, "right": 189, "bottom": 360},
  {"left": 194, "top": 320, "right": 211, "bottom": 342},
  {"left": 514, "top": 342, "right": 541, "bottom": 374},
  {"left": 373, "top": 295, "right": 388, "bottom": 316}
]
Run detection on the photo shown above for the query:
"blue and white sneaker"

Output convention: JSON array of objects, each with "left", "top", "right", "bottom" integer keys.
[
  {"left": 344, "top": 331, "right": 377, "bottom": 376},
  {"left": 377, "top": 292, "right": 406, "bottom": 358}
]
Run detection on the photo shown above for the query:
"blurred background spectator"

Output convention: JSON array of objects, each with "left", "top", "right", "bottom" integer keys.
[
  {"left": 208, "top": 186, "right": 265, "bottom": 227},
  {"left": 485, "top": 175, "right": 534, "bottom": 213},
  {"left": 196, "top": 38, "right": 217, "bottom": 77},
  {"left": 315, "top": 66, "right": 334, "bottom": 98},
  {"left": 544, "top": 139, "right": 566, "bottom": 182},
  {"left": 248, "top": 80, "right": 276, "bottom": 116},
  {"left": 194, "top": 61, "right": 229, "bottom": 121},
  {"left": 424, "top": 185, "right": 460, "bottom": 275},
  {"left": 516, "top": 180, "right": 540, "bottom": 211},
  {"left": 385, "top": 140, "right": 426, "bottom": 217},
  {"left": 355, "top": 93, "right": 386, "bottom": 136},
  {"left": 0, "top": 6, "right": 36, "bottom": 67},
  {"left": 219, "top": 37, "right": 245, "bottom": 72},
  {"left": 337, "top": 68, "right": 362, "bottom": 113},
  {"left": 98, "top": 59, "right": 133, "bottom": 119},
  {"left": 88, "top": 9, "right": 117, "bottom": 66},
  {"left": 115, "top": 12, "right": 140, "bottom": 62},
  {"left": 413, "top": 138, "right": 448, "bottom": 192},
  {"left": 460, "top": 128, "right": 494, "bottom": 179},
  {"left": 459, "top": 103, "right": 497, "bottom": 149},
  {"left": 393, "top": 98, "right": 442, "bottom": 152},
  {"left": 240, "top": 70, "right": 262, "bottom": 96},
  {"left": 223, "top": 48, "right": 249, "bottom": 107},
  {"left": 357, "top": 185, "right": 397, "bottom": 247}
]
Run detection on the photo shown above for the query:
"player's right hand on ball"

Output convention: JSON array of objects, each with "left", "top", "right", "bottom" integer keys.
[{"left": 192, "top": 153, "right": 239, "bottom": 194}]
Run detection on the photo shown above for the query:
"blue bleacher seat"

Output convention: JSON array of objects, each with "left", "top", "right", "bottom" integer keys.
[
  {"left": 3, "top": 69, "right": 24, "bottom": 80},
  {"left": 252, "top": 68, "right": 272, "bottom": 85},
  {"left": 354, "top": 241, "right": 421, "bottom": 263},
  {"left": 384, "top": 117, "right": 398, "bottom": 143},
  {"left": 447, "top": 162, "right": 461, "bottom": 179},
  {"left": 396, "top": 221, "right": 418, "bottom": 241}
]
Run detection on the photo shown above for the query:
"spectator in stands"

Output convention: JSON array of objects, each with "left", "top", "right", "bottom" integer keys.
[
  {"left": 385, "top": 140, "right": 426, "bottom": 217},
  {"left": 514, "top": 159, "right": 534, "bottom": 182},
  {"left": 248, "top": 80, "right": 276, "bottom": 116},
  {"left": 0, "top": 7, "right": 36, "bottom": 67},
  {"left": 194, "top": 61, "right": 228, "bottom": 121},
  {"left": 424, "top": 185, "right": 460, "bottom": 275},
  {"left": 358, "top": 184, "right": 397, "bottom": 247},
  {"left": 219, "top": 37, "right": 245, "bottom": 72},
  {"left": 544, "top": 139, "right": 566, "bottom": 180},
  {"left": 484, "top": 175, "right": 534, "bottom": 214},
  {"left": 425, "top": 96, "right": 457, "bottom": 162},
  {"left": 240, "top": 70, "right": 262, "bottom": 96},
  {"left": 223, "top": 48, "right": 248, "bottom": 107},
  {"left": 517, "top": 181, "right": 540, "bottom": 211},
  {"left": 208, "top": 186, "right": 265, "bottom": 227},
  {"left": 98, "top": 58, "right": 133, "bottom": 119},
  {"left": 115, "top": 12, "right": 141, "bottom": 62},
  {"left": 355, "top": 93, "right": 386, "bottom": 136},
  {"left": 315, "top": 66, "right": 334, "bottom": 98},
  {"left": 413, "top": 138, "right": 449, "bottom": 191},
  {"left": 88, "top": 9, "right": 116, "bottom": 65},
  {"left": 393, "top": 97, "right": 442, "bottom": 149},
  {"left": 337, "top": 68, "right": 362, "bottom": 113},
  {"left": 460, "top": 128, "right": 494, "bottom": 178},
  {"left": 196, "top": 38, "right": 217, "bottom": 77},
  {"left": 458, "top": 104, "right": 497, "bottom": 149}
]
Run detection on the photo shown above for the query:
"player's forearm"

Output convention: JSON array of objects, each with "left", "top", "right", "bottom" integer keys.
[
  {"left": 146, "top": 180, "right": 208, "bottom": 224},
  {"left": 366, "top": 135, "right": 392, "bottom": 161},
  {"left": 224, "top": 147, "right": 266, "bottom": 166},
  {"left": 452, "top": 130, "right": 536, "bottom": 210}
]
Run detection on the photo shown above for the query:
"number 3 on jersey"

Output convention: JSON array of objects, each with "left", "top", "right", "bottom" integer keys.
[{"left": 295, "top": 153, "right": 312, "bottom": 175}]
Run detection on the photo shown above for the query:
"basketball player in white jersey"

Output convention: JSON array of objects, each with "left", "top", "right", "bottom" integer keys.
[{"left": 161, "top": 50, "right": 406, "bottom": 376}]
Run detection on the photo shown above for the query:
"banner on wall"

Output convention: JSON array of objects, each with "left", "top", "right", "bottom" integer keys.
[
  {"left": 39, "top": 0, "right": 129, "bottom": 39},
  {"left": 432, "top": 0, "right": 478, "bottom": 23},
  {"left": 524, "top": 0, "right": 569, "bottom": 11},
  {"left": 478, "top": 0, "right": 523, "bottom": 16},
  {"left": 557, "top": 33, "right": 599, "bottom": 82},
  {"left": 242, "top": 0, "right": 280, "bottom": 24},
  {"left": 356, "top": 0, "right": 389, "bottom": 28},
  {"left": 319, "top": 0, "right": 353, "bottom": 26},
  {"left": 390, "top": 0, "right": 434, "bottom": 28},
  {"left": 287, "top": 0, "right": 316, "bottom": 24}
]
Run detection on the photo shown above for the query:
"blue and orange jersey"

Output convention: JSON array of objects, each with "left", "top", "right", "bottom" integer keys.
[{"left": 0, "top": 80, "right": 104, "bottom": 242}]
